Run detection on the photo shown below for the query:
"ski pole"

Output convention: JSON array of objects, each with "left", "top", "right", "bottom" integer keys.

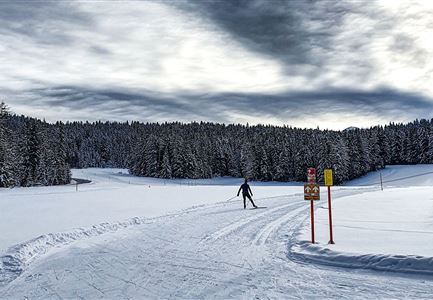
[{"left": 226, "top": 196, "right": 237, "bottom": 202}]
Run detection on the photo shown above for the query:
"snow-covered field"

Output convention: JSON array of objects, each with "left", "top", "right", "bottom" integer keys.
[
  {"left": 345, "top": 164, "right": 433, "bottom": 187},
  {"left": 300, "top": 187, "right": 433, "bottom": 256},
  {"left": 295, "top": 164, "right": 433, "bottom": 276},
  {"left": 2, "top": 165, "right": 433, "bottom": 298},
  {"left": 0, "top": 168, "right": 301, "bottom": 250}
]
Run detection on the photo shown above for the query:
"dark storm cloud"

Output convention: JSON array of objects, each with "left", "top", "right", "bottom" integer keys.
[
  {"left": 203, "top": 89, "right": 433, "bottom": 123},
  {"left": 20, "top": 86, "right": 433, "bottom": 127},
  {"left": 23, "top": 86, "right": 231, "bottom": 121},
  {"left": 0, "top": 1, "right": 92, "bottom": 45},
  {"left": 176, "top": 0, "right": 430, "bottom": 83},
  {"left": 175, "top": 0, "right": 354, "bottom": 67}
]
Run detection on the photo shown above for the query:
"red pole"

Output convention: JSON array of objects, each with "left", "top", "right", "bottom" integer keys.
[
  {"left": 327, "top": 186, "right": 335, "bottom": 244},
  {"left": 310, "top": 200, "right": 315, "bottom": 244}
]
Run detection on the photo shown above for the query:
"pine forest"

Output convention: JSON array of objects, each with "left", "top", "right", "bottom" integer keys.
[{"left": 1, "top": 102, "right": 432, "bottom": 187}]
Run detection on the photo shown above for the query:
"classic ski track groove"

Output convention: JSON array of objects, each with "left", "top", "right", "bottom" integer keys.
[{"left": 200, "top": 200, "right": 302, "bottom": 243}]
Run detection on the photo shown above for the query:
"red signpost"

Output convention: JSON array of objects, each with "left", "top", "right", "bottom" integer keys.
[
  {"left": 310, "top": 200, "right": 315, "bottom": 243},
  {"left": 324, "top": 169, "right": 335, "bottom": 244},
  {"left": 327, "top": 186, "right": 334, "bottom": 244},
  {"left": 304, "top": 168, "right": 335, "bottom": 245},
  {"left": 305, "top": 168, "right": 319, "bottom": 244}
]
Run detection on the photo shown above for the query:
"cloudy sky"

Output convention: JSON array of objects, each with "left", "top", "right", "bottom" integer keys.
[{"left": 1, "top": 0, "right": 433, "bottom": 129}]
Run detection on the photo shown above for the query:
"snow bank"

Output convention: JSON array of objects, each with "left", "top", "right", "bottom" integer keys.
[
  {"left": 0, "top": 216, "right": 151, "bottom": 287},
  {"left": 0, "top": 201, "right": 217, "bottom": 288},
  {"left": 292, "top": 241, "right": 433, "bottom": 275}
]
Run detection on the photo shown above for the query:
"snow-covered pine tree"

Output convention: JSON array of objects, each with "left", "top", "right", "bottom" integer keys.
[
  {"left": 293, "top": 134, "right": 314, "bottom": 182},
  {"left": 160, "top": 147, "right": 172, "bottom": 178},
  {"left": 417, "top": 119, "right": 430, "bottom": 164},
  {"left": 183, "top": 144, "right": 199, "bottom": 179},
  {"left": 171, "top": 136, "right": 185, "bottom": 178},
  {"left": 274, "top": 146, "right": 290, "bottom": 181},
  {"left": 144, "top": 135, "right": 160, "bottom": 177},
  {"left": 0, "top": 102, "right": 16, "bottom": 187},
  {"left": 240, "top": 143, "right": 254, "bottom": 179},
  {"left": 52, "top": 122, "right": 71, "bottom": 185},
  {"left": 20, "top": 119, "right": 41, "bottom": 186}
]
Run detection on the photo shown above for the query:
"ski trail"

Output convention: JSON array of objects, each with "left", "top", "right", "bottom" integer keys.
[
  {"left": 201, "top": 200, "right": 302, "bottom": 243},
  {"left": 252, "top": 203, "right": 306, "bottom": 246},
  {"left": 2, "top": 188, "right": 433, "bottom": 299}
]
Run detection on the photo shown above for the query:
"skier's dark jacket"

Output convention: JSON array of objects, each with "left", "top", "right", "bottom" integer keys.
[{"left": 238, "top": 183, "right": 252, "bottom": 196}]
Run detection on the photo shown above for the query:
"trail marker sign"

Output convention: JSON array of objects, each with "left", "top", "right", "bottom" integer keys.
[
  {"left": 307, "top": 168, "right": 316, "bottom": 183},
  {"left": 324, "top": 169, "right": 333, "bottom": 186},
  {"left": 304, "top": 184, "right": 320, "bottom": 201},
  {"left": 305, "top": 181, "right": 320, "bottom": 244}
]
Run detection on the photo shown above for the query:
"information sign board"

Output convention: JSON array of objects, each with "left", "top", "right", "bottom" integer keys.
[{"left": 304, "top": 183, "right": 320, "bottom": 201}]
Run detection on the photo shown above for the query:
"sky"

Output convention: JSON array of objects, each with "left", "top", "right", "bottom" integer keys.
[{"left": 1, "top": 0, "right": 433, "bottom": 130}]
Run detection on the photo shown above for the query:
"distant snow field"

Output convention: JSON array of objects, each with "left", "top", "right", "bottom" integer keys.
[
  {"left": 2, "top": 165, "right": 433, "bottom": 298},
  {"left": 346, "top": 164, "right": 433, "bottom": 187},
  {"left": 0, "top": 168, "right": 301, "bottom": 250}
]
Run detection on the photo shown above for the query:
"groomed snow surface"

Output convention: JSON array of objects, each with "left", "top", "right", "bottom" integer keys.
[{"left": 1, "top": 165, "right": 433, "bottom": 298}]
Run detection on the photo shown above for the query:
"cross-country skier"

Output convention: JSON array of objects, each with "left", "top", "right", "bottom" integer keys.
[{"left": 237, "top": 179, "right": 257, "bottom": 209}]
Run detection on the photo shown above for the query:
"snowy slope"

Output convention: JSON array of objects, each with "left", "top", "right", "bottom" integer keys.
[{"left": 346, "top": 164, "right": 433, "bottom": 187}]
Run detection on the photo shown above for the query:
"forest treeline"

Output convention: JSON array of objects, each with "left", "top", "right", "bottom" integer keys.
[
  {"left": 0, "top": 103, "right": 71, "bottom": 187},
  {"left": 1, "top": 101, "right": 432, "bottom": 187}
]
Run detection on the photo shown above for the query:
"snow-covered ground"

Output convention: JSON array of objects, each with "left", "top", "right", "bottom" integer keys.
[
  {"left": 2, "top": 165, "right": 433, "bottom": 298},
  {"left": 0, "top": 168, "right": 301, "bottom": 250},
  {"left": 345, "top": 164, "right": 433, "bottom": 187},
  {"left": 294, "top": 164, "right": 433, "bottom": 275},
  {"left": 298, "top": 187, "right": 433, "bottom": 256}
]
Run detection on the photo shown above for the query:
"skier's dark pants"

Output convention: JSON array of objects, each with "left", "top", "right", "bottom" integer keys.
[{"left": 243, "top": 193, "right": 256, "bottom": 208}]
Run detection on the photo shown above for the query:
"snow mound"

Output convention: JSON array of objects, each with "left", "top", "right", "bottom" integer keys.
[
  {"left": 291, "top": 241, "right": 433, "bottom": 275},
  {"left": 0, "top": 216, "right": 155, "bottom": 287},
  {"left": 0, "top": 199, "right": 237, "bottom": 287}
]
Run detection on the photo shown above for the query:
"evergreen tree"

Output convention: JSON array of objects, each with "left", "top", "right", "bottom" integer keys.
[
  {"left": 160, "top": 148, "right": 172, "bottom": 178},
  {"left": 240, "top": 143, "right": 254, "bottom": 179},
  {"left": 0, "top": 102, "right": 15, "bottom": 187},
  {"left": 52, "top": 123, "right": 71, "bottom": 185},
  {"left": 21, "top": 119, "right": 40, "bottom": 186}
]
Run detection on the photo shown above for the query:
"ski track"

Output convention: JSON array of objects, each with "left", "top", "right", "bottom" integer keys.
[{"left": 2, "top": 188, "right": 433, "bottom": 299}]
